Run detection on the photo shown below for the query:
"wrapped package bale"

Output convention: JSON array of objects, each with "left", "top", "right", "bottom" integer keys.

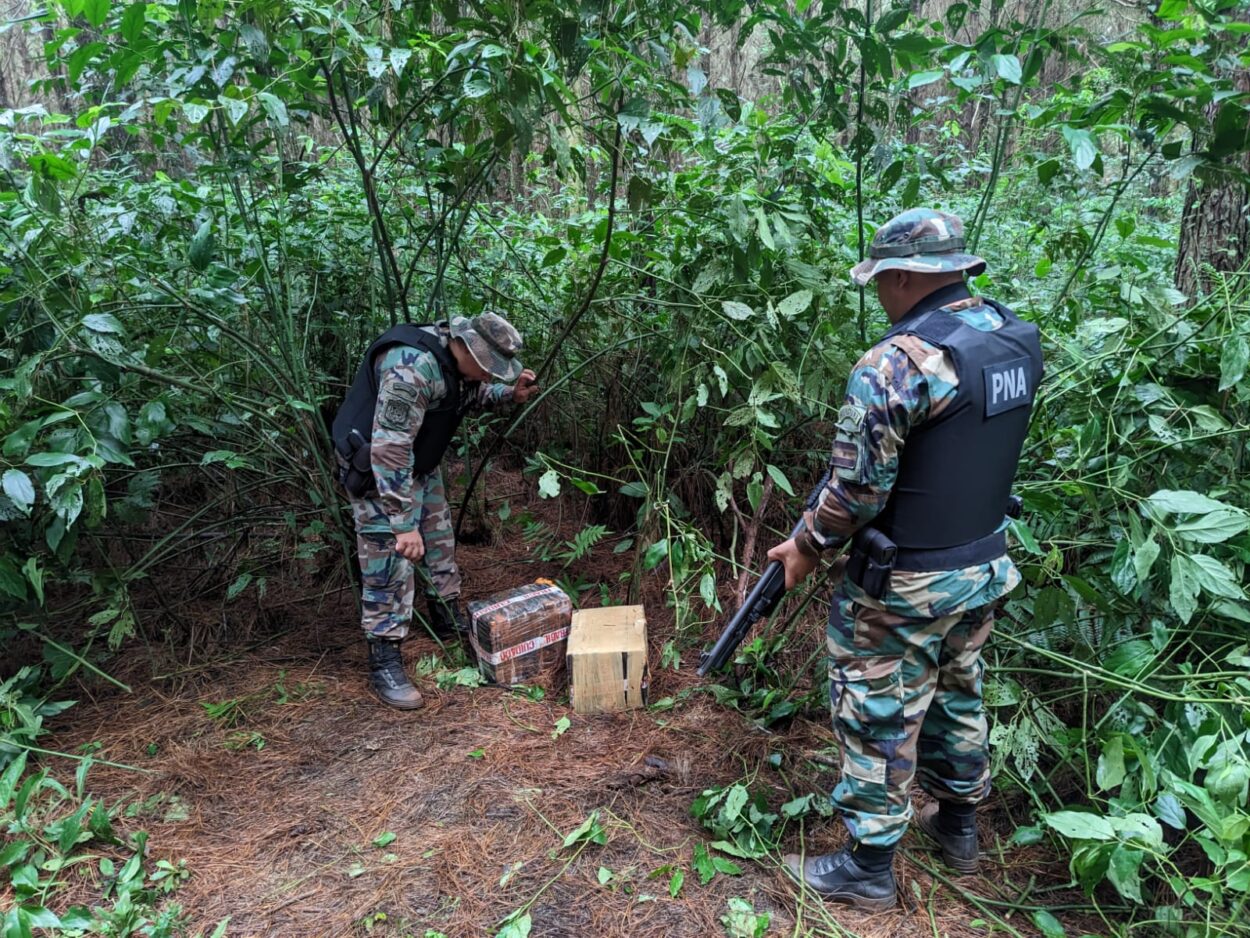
[
  {"left": 567, "top": 605, "right": 649, "bottom": 714},
  {"left": 467, "top": 582, "right": 572, "bottom": 688}
]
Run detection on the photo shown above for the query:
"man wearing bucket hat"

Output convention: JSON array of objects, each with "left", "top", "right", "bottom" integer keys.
[
  {"left": 766, "top": 209, "right": 1043, "bottom": 909},
  {"left": 332, "top": 312, "right": 538, "bottom": 709}
]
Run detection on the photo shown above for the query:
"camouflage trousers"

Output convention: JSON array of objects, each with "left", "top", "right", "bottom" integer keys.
[
  {"left": 827, "top": 590, "right": 994, "bottom": 848},
  {"left": 350, "top": 467, "right": 461, "bottom": 640}
]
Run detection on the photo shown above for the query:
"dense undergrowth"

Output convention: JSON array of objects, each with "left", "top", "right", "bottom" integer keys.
[{"left": 3, "top": 0, "right": 1249, "bottom": 934}]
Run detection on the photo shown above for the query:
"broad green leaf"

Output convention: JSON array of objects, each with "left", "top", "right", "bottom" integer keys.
[
  {"left": 722, "top": 785, "right": 748, "bottom": 824},
  {"left": 1185, "top": 554, "right": 1245, "bottom": 600},
  {"left": 372, "top": 831, "right": 396, "bottom": 848},
  {"left": 1061, "top": 126, "right": 1097, "bottom": 171},
  {"left": 226, "top": 573, "right": 253, "bottom": 601},
  {"left": 188, "top": 220, "right": 214, "bottom": 271},
  {"left": 496, "top": 912, "right": 532, "bottom": 938},
  {"left": 1032, "top": 910, "right": 1065, "bottom": 938},
  {"left": 537, "top": 469, "right": 560, "bottom": 499},
  {"left": 699, "top": 572, "right": 717, "bottom": 609},
  {"left": 1156, "top": 0, "right": 1189, "bottom": 20},
  {"left": 561, "top": 810, "right": 605, "bottom": 847},
  {"left": 3, "top": 470, "right": 35, "bottom": 513},
  {"left": 721, "top": 300, "right": 754, "bottom": 321},
  {"left": 364, "top": 44, "right": 387, "bottom": 79},
  {"left": 1173, "top": 509, "right": 1249, "bottom": 544},
  {"left": 25, "top": 452, "right": 84, "bottom": 467},
  {"left": 1169, "top": 554, "right": 1198, "bottom": 624},
  {"left": 668, "top": 868, "right": 684, "bottom": 897},
  {"left": 47, "top": 477, "right": 83, "bottom": 525},
  {"left": 754, "top": 208, "right": 774, "bottom": 250},
  {"left": 876, "top": 6, "right": 910, "bottom": 32},
  {"left": 765, "top": 464, "right": 795, "bottom": 497},
  {"left": 83, "top": 0, "right": 111, "bottom": 28},
  {"left": 1154, "top": 793, "right": 1186, "bottom": 829},
  {"left": 643, "top": 538, "right": 668, "bottom": 570},
  {"left": 390, "top": 48, "right": 412, "bottom": 74},
  {"left": 0, "top": 751, "right": 28, "bottom": 806},
  {"left": 1010, "top": 825, "right": 1044, "bottom": 846},
  {"left": 219, "top": 95, "right": 249, "bottom": 126},
  {"left": 776, "top": 289, "right": 812, "bottom": 318},
  {"left": 1106, "top": 846, "right": 1144, "bottom": 903},
  {"left": 82, "top": 312, "right": 124, "bottom": 334},
  {"left": 907, "top": 69, "right": 944, "bottom": 90},
  {"left": 1133, "top": 534, "right": 1161, "bottom": 583},
  {"left": 1008, "top": 518, "right": 1042, "bottom": 555},
  {"left": 120, "top": 2, "right": 147, "bottom": 43},
  {"left": 692, "top": 843, "right": 716, "bottom": 884},
  {"left": 182, "top": 101, "right": 210, "bottom": 124},
  {"left": 746, "top": 475, "right": 763, "bottom": 512},
  {"left": 1105, "top": 645, "right": 1150, "bottom": 680},
  {"left": 1109, "top": 540, "right": 1136, "bottom": 595},
  {"left": 258, "top": 92, "right": 288, "bottom": 127},
  {"left": 1147, "top": 489, "right": 1231, "bottom": 516},
  {"left": 22, "top": 557, "right": 43, "bottom": 605},
  {"left": 1219, "top": 335, "right": 1248, "bottom": 392},
  {"left": 1213, "top": 600, "right": 1250, "bottom": 623},
  {"left": 1042, "top": 810, "right": 1116, "bottom": 841},
  {"left": 991, "top": 54, "right": 1022, "bottom": 84},
  {"left": 1096, "top": 736, "right": 1126, "bottom": 790}
]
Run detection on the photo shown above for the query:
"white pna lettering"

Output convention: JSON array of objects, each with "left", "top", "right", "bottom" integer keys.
[{"left": 992, "top": 366, "right": 1028, "bottom": 404}]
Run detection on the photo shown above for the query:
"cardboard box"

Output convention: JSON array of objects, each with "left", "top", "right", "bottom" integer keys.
[
  {"left": 567, "top": 605, "right": 649, "bottom": 714},
  {"left": 467, "top": 582, "right": 571, "bottom": 688}
]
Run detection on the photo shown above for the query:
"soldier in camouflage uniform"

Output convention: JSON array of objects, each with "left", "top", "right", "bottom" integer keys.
[
  {"left": 334, "top": 313, "right": 538, "bottom": 709},
  {"left": 768, "top": 209, "right": 1042, "bottom": 910}
]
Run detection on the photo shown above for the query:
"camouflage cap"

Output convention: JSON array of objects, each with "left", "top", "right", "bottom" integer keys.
[
  {"left": 449, "top": 312, "right": 524, "bottom": 382},
  {"left": 849, "top": 208, "right": 987, "bottom": 287}
]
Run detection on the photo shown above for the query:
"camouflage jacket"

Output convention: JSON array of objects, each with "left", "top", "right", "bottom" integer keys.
[
  {"left": 796, "top": 293, "right": 1022, "bottom": 618},
  {"left": 371, "top": 325, "right": 515, "bottom": 533}
]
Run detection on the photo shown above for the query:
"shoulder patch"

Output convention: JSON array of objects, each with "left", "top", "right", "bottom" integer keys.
[
  {"left": 832, "top": 402, "right": 868, "bottom": 483},
  {"left": 378, "top": 381, "right": 418, "bottom": 431}
]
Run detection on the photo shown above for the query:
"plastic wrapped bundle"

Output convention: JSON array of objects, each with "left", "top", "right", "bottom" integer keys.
[{"left": 467, "top": 582, "right": 572, "bottom": 688}]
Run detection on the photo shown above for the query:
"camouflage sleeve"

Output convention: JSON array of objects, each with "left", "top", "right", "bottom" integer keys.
[
  {"left": 794, "top": 342, "right": 935, "bottom": 558},
  {"left": 370, "top": 346, "right": 447, "bottom": 532},
  {"left": 473, "top": 381, "right": 517, "bottom": 410}
]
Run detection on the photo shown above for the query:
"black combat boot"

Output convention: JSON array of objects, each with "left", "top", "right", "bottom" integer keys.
[
  {"left": 427, "top": 596, "right": 469, "bottom": 637},
  {"left": 916, "top": 801, "right": 979, "bottom": 874},
  {"left": 366, "top": 637, "right": 425, "bottom": 710},
  {"left": 782, "top": 845, "right": 897, "bottom": 911}
]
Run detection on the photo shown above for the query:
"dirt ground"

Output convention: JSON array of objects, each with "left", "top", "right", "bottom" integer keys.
[{"left": 35, "top": 475, "right": 1100, "bottom": 938}]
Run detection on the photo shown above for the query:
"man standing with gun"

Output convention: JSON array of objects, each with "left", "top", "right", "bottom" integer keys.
[{"left": 763, "top": 209, "right": 1042, "bottom": 910}]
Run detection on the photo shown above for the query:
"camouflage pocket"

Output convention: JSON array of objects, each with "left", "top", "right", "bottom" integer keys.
[{"left": 838, "top": 668, "right": 906, "bottom": 742}]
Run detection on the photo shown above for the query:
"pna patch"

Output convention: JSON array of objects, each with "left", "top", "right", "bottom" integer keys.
[{"left": 983, "top": 357, "right": 1032, "bottom": 416}]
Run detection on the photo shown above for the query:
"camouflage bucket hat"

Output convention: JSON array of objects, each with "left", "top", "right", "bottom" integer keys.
[
  {"left": 449, "top": 312, "right": 524, "bottom": 382},
  {"left": 849, "top": 208, "right": 987, "bottom": 287}
]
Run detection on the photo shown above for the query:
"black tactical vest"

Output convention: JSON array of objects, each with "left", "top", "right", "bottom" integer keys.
[
  {"left": 870, "top": 289, "right": 1043, "bottom": 564},
  {"left": 331, "top": 324, "right": 465, "bottom": 491}
]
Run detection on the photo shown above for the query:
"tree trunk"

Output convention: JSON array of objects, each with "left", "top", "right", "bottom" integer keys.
[{"left": 1175, "top": 9, "right": 1250, "bottom": 298}]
